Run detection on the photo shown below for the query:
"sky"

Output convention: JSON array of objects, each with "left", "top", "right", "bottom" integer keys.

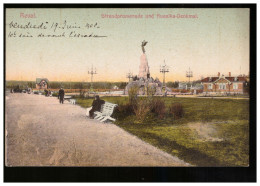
[{"left": 6, "top": 8, "right": 249, "bottom": 82}]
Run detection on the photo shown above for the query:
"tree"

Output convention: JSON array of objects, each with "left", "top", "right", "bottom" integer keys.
[{"left": 166, "top": 81, "right": 179, "bottom": 88}]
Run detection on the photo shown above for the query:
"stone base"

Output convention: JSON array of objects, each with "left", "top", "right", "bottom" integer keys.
[{"left": 125, "top": 76, "right": 169, "bottom": 95}]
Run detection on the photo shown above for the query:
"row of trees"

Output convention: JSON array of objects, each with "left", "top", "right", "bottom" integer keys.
[
  {"left": 166, "top": 81, "right": 179, "bottom": 88},
  {"left": 6, "top": 81, "right": 128, "bottom": 90},
  {"left": 6, "top": 80, "right": 203, "bottom": 90}
]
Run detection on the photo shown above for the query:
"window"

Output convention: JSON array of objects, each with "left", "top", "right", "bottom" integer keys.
[
  {"left": 219, "top": 83, "right": 226, "bottom": 90},
  {"left": 233, "top": 83, "right": 238, "bottom": 90},
  {"left": 208, "top": 84, "right": 212, "bottom": 89}
]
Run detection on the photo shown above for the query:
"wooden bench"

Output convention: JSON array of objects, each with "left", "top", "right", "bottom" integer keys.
[
  {"left": 63, "top": 96, "right": 76, "bottom": 104},
  {"left": 86, "top": 102, "right": 117, "bottom": 123},
  {"left": 94, "top": 102, "right": 118, "bottom": 122}
]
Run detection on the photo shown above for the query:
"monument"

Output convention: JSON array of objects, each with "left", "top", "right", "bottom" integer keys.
[
  {"left": 125, "top": 41, "right": 167, "bottom": 95},
  {"left": 138, "top": 40, "right": 150, "bottom": 79}
]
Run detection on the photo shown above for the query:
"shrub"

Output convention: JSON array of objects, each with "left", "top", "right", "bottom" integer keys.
[
  {"left": 112, "top": 103, "right": 134, "bottom": 120},
  {"left": 52, "top": 92, "right": 58, "bottom": 97},
  {"left": 128, "top": 85, "right": 139, "bottom": 106},
  {"left": 180, "top": 90, "right": 189, "bottom": 93},
  {"left": 79, "top": 89, "right": 86, "bottom": 98},
  {"left": 147, "top": 86, "right": 156, "bottom": 96},
  {"left": 150, "top": 98, "right": 166, "bottom": 119},
  {"left": 169, "top": 103, "right": 184, "bottom": 119},
  {"left": 133, "top": 98, "right": 151, "bottom": 122},
  {"left": 119, "top": 103, "right": 134, "bottom": 115}
]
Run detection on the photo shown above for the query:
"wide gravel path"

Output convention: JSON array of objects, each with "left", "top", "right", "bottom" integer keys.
[{"left": 5, "top": 93, "right": 189, "bottom": 166}]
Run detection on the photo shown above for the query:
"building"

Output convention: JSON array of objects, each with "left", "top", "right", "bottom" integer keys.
[
  {"left": 178, "top": 82, "right": 203, "bottom": 90},
  {"left": 36, "top": 78, "right": 49, "bottom": 89},
  {"left": 178, "top": 82, "right": 189, "bottom": 90},
  {"left": 112, "top": 85, "right": 119, "bottom": 90},
  {"left": 201, "top": 72, "right": 249, "bottom": 95},
  {"left": 190, "top": 83, "right": 204, "bottom": 94}
]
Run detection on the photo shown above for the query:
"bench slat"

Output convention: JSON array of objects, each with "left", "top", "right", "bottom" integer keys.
[{"left": 93, "top": 101, "right": 117, "bottom": 122}]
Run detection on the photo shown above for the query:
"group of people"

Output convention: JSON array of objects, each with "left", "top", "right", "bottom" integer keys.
[{"left": 58, "top": 88, "right": 104, "bottom": 119}]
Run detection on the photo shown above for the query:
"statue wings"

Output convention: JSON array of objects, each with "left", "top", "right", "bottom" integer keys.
[
  {"left": 142, "top": 40, "right": 148, "bottom": 47},
  {"left": 141, "top": 40, "right": 148, "bottom": 53}
]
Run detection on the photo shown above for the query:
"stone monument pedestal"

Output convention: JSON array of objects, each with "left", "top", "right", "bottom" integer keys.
[{"left": 138, "top": 54, "right": 150, "bottom": 79}]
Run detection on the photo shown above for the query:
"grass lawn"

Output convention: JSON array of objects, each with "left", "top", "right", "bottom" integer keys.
[{"left": 75, "top": 96, "right": 249, "bottom": 166}]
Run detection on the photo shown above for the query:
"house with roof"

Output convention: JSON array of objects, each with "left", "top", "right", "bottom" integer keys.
[
  {"left": 201, "top": 72, "right": 249, "bottom": 95},
  {"left": 36, "top": 78, "right": 49, "bottom": 89}
]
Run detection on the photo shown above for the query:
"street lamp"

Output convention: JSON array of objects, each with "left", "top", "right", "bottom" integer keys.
[
  {"left": 186, "top": 67, "right": 193, "bottom": 84},
  {"left": 126, "top": 71, "right": 133, "bottom": 82},
  {"left": 160, "top": 60, "right": 169, "bottom": 92},
  {"left": 88, "top": 65, "right": 97, "bottom": 92}
]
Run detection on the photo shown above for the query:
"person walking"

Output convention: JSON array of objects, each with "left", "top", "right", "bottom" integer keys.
[{"left": 58, "top": 88, "right": 65, "bottom": 104}]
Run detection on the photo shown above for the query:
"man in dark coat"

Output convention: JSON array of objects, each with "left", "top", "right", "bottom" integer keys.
[
  {"left": 44, "top": 89, "right": 48, "bottom": 96},
  {"left": 89, "top": 95, "right": 105, "bottom": 119},
  {"left": 58, "top": 88, "right": 65, "bottom": 104}
]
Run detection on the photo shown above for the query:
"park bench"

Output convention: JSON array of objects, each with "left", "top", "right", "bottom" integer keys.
[
  {"left": 63, "top": 96, "right": 76, "bottom": 104},
  {"left": 86, "top": 102, "right": 117, "bottom": 123},
  {"left": 94, "top": 102, "right": 118, "bottom": 122}
]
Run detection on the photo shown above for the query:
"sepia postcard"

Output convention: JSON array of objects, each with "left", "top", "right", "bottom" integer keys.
[{"left": 4, "top": 4, "right": 256, "bottom": 182}]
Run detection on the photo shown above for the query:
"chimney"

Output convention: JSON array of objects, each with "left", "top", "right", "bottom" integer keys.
[
  {"left": 218, "top": 72, "right": 220, "bottom": 77},
  {"left": 229, "top": 72, "right": 231, "bottom": 77}
]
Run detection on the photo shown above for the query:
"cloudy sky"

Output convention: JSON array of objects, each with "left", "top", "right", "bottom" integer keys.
[{"left": 6, "top": 8, "right": 249, "bottom": 82}]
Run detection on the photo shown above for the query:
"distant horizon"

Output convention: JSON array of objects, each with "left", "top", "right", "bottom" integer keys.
[{"left": 6, "top": 71, "right": 249, "bottom": 83}]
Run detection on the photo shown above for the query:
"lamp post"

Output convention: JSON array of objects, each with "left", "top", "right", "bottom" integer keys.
[
  {"left": 160, "top": 60, "right": 169, "bottom": 92},
  {"left": 88, "top": 65, "right": 97, "bottom": 92},
  {"left": 126, "top": 71, "right": 133, "bottom": 82},
  {"left": 186, "top": 67, "right": 193, "bottom": 85}
]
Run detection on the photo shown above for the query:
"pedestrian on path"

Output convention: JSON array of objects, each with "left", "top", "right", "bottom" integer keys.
[{"left": 58, "top": 88, "right": 65, "bottom": 104}]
